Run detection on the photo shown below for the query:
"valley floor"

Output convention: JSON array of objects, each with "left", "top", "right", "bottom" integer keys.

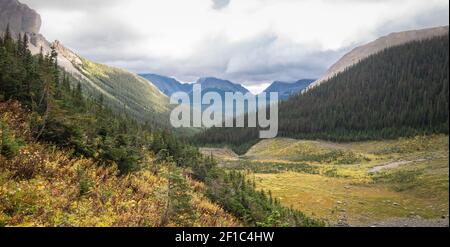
[{"left": 201, "top": 135, "right": 449, "bottom": 227}]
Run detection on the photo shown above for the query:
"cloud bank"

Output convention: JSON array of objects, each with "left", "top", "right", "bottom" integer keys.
[{"left": 21, "top": 0, "right": 449, "bottom": 93}]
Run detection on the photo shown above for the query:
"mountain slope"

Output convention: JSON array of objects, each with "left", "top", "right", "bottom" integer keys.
[
  {"left": 264, "top": 79, "right": 315, "bottom": 100},
  {"left": 307, "top": 26, "right": 449, "bottom": 91},
  {"left": 73, "top": 56, "right": 170, "bottom": 123},
  {"left": 0, "top": 102, "right": 240, "bottom": 227},
  {"left": 56, "top": 43, "right": 170, "bottom": 127},
  {"left": 140, "top": 73, "right": 192, "bottom": 96},
  {"left": 195, "top": 34, "right": 449, "bottom": 153},
  {"left": 0, "top": 0, "right": 171, "bottom": 127}
]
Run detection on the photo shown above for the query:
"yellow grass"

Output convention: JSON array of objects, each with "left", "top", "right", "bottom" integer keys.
[
  {"left": 212, "top": 135, "right": 449, "bottom": 226},
  {"left": 254, "top": 171, "right": 447, "bottom": 226}
]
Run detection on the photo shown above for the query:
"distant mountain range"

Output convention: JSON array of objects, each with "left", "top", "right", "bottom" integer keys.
[
  {"left": 141, "top": 73, "right": 313, "bottom": 102},
  {"left": 139, "top": 75, "right": 255, "bottom": 117},
  {"left": 140, "top": 75, "right": 250, "bottom": 96},
  {"left": 193, "top": 77, "right": 251, "bottom": 117}
]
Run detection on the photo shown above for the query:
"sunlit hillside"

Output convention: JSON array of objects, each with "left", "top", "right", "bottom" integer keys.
[{"left": 74, "top": 57, "right": 171, "bottom": 127}]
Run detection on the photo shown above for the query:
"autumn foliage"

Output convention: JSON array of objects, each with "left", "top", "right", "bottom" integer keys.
[{"left": 0, "top": 101, "right": 239, "bottom": 226}]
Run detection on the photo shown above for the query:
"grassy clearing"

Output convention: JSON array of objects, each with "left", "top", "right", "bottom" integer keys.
[
  {"left": 246, "top": 138, "right": 371, "bottom": 165},
  {"left": 208, "top": 135, "right": 449, "bottom": 226},
  {"left": 253, "top": 172, "right": 446, "bottom": 225}
]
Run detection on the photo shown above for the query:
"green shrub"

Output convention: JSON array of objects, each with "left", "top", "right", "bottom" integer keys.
[
  {"left": 372, "top": 169, "right": 423, "bottom": 192},
  {"left": 77, "top": 167, "right": 93, "bottom": 196},
  {"left": 0, "top": 122, "right": 22, "bottom": 159}
]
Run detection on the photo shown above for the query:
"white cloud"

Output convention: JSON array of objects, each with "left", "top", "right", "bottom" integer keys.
[{"left": 21, "top": 0, "right": 450, "bottom": 86}]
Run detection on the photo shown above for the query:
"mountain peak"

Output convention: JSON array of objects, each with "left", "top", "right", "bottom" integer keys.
[
  {"left": 0, "top": 0, "right": 41, "bottom": 35},
  {"left": 197, "top": 77, "right": 231, "bottom": 85},
  {"left": 196, "top": 77, "right": 250, "bottom": 94}
]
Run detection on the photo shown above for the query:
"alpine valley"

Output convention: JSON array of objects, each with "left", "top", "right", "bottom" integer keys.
[{"left": 0, "top": 0, "right": 448, "bottom": 228}]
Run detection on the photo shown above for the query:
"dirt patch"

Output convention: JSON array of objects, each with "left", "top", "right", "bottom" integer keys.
[{"left": 368, "top": 159, "right": 426, "bottom": 173}]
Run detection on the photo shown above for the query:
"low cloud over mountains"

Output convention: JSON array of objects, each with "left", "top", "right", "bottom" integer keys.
[{"left": 19, "top": 0, "right": 449, "bottom": 89}]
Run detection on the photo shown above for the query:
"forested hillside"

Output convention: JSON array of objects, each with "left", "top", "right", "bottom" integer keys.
[
  {"left": 0, "top": 101, "right": 241, "bottom": 227},
  {"left": 195, "top": 36, "right": 449, "bottom": 154},
  {"left": 73, "top": 56, "right": 171, "bottom": 127},
  {"left": 0, "top": 28, "right": 321, "bottom": 227},
  {"left": 44, "top": 40, "right": 172, "bottom": 128}
]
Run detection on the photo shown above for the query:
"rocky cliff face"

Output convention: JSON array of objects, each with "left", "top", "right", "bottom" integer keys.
[
  {"left": 0, "top": 0, "right": 41, "bottom": 34},
  {"left": 0, "top": 0, "right": 95, "bottom": 80},
  {"left": 306, "top": 26, "right": 449, "bottom": 91}
]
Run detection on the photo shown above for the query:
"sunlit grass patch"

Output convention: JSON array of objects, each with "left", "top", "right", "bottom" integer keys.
[
  {"left": 245, "top": 138, "right": 371, "bottom": 165},
  {"left": 233, "top": 135, "right": 449, "bottom": 225},
  {"left": 254, "top": 172, "right": 446, "bottom": 225}
]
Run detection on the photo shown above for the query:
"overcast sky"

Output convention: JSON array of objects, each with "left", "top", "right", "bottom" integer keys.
[{"left": 21, "top": 0, "right": 449, "bottom": 93}]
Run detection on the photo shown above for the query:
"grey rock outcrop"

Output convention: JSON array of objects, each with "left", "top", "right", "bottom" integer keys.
[
  {"left": 0, "top": 0, "right": 92, "bottom": 83},
  {"left": 0, "top": 0, "right": 41, "bottom": 34}
]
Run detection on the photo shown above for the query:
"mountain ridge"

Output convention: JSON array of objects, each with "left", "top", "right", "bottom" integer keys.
[
  {"left": 195, "top": 77, "right": 250, "bottom": 95},
  {"left": 307, "top": 26, "right": 449, "bottom": 91},
  {"left": 140, "top": 73, "right": 192, "bottom": 96},
  {"left": 140, "top": 74, "right": 254, "bottom": 97}
]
